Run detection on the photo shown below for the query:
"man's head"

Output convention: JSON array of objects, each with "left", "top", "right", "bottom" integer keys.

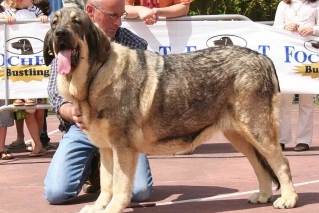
[{"left": 85, "top": 0, "right": 126, "bottom": 38}]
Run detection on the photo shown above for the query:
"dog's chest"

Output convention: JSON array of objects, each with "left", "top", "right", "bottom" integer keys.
[
  {"left": 83, "top": 118, "right": 113, "bottom": 149},
  {"left": 85, "top": 130, "right": 112, "bottom": 149}
]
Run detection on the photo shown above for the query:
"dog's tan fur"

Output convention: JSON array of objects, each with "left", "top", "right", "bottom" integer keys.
[{"left": 44, "top": 7, "right": 298, "bottom": 213}]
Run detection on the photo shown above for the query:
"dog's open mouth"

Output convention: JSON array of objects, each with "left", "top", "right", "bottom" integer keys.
[{"left": 56, "top": 44, "right": 79, "bottom": 75}]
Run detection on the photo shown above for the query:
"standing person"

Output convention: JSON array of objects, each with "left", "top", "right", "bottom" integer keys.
[
  {"left": 44, "top": 0, "right": 153, "bottom": 204},
  {"left": 0, "top": 100, "right": 14, "bottom": 160},
  {"left": 1, "top": 0, "right": 48, "bottom": 156},
  {"left": 33, "top": 0, "right": 51, "bottom": 15},
  {"left": 273, "top": 0, "right": 318, "bottom": 151},
  {"left": 0, "top": 0, "right": 48, "bottom": 23},
  {"left": 8, "top": 0, "right": 52, "bottom": 151},
  {"left": 125, "top": 0, "right": 193, "bottom": 25}
]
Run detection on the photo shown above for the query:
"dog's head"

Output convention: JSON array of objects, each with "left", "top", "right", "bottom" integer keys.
[
  {"left": 43, "top": 7, "right": 110, "bottom": 74},
  {"left": 213, "top": 37, "right": 233, "bottom": 46},
  {"left": 311, "top": 41, "right": 319, "bottom": 49},
  {"left": 11, "top": 39, "right": 34, "bottom": 55}
]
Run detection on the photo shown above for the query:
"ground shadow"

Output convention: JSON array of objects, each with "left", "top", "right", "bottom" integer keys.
[
  {"left": 127, "top": 192, "right": 319, "bottom": 213},
  {"left": 192, "top": 143, "right": 239, "bottom": 154},
  {"left": 146, "top": 185, "right": 238, "bottom": 203}
]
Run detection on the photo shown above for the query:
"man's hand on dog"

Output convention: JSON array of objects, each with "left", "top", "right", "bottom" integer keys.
[
  {"left": 59, "top": 103, "right": 85, "bottom": 130},
  {"left": 71, "top": 106, "right": 85, "bottom": 130}
]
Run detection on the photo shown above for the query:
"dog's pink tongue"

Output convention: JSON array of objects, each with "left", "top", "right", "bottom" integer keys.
[{"left": 57, "top": 50, "right": 72, "bottom": 75}]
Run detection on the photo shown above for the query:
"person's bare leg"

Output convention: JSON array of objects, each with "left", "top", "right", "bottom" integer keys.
[
  {"left": 35, "top": 109, "right": 44, "bottom": 135},
  {"left": 25, "top": 111, "right": 46, "bottom": 155},
  {"left": 15, "top": 119, "right": 25, "bottom": 142},
  {"left": 0, "top": 127, "right": 14, "bottom": 159},
  {"left": 0, "top": 127, "right": 7, "bottom": 151}
]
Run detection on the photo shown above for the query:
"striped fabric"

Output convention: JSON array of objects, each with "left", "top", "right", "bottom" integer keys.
[{"left": 0, "top": 2, "right": 44, "bottom": 17}]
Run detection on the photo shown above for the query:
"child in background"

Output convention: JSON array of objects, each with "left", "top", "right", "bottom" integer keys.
[
  {"left": 0, "top": 0, "right": 48, "bottom": 24},
  {"left": 1, "top": 0, "right": 48, "bottom": 156}
]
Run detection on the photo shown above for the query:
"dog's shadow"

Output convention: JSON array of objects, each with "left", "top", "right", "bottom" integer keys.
[
  {"left": 127, "top": 192, "right": 319, "bottom": 212},
  {"left": 192, "top": 143, "right": 239, "bottom": 154},
  {"left": 144, "top": 185, "right": 237, "bottom": 202},
  {"left": 64, "top": 187, "right": 319, "bottom": 212}
]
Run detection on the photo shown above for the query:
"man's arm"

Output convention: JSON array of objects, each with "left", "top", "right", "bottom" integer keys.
[
  {"left": 125, "top": 0, "right": 192, "bottom": 25},
  {"left": 47, "top": 59, "right": 74, "bottom": 131},
  {"left": 58, "top": 103, "right": 75, "bottom": 123},
  {"left": 125, "top": 5, "right": 152, "bottom": 19},
  {"left": 115, "top": 27, "right": 148, "bottom": 50},
  {"left": 153, "top": 3, "right": 190, "bottom": 18}
]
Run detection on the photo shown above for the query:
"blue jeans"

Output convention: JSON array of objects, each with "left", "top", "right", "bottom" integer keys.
[{"left": 44, "top": 125, "right": 153, "bottom": 204}]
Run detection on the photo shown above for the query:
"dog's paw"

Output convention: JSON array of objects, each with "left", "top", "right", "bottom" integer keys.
[
  {"left": 78, "top": 204, "right": 104, "bottom": 213},
  {"left": 248, "top": 192, "right": 272, "bottom": 204},
  {"left": 273, "top": 194, "right": 298, "bottom": 209}
]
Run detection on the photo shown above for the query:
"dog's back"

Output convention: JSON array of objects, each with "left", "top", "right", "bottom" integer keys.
[{"left": 96, "top": 45, "right": 280, "bottom": 154}]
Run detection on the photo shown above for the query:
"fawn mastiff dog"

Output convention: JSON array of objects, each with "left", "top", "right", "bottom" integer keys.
[{"left": 44, "top": 7, "right": 298, "bottom": 213}]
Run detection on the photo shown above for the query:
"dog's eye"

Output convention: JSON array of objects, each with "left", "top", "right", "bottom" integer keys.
[
  {"left": 72, "top": 19, "right": 81, "bottom": 25},
  {"left": 52, "top": 19, "right": 57, "bottom": 26}
]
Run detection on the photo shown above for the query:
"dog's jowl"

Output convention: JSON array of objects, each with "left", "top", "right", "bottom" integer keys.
[{"left": 44, "top": 7, "right": 298, "bottom": 213}]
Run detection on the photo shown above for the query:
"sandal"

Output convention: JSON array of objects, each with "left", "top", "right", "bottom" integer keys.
[
  {"left": 44, "top": 143, "right": 56, "bottom": 150},
  {"left": 0, "top": 150, "right": 14, "bottom": 160},
  {"left": 29, "top": 147, "right": 47, "bottom": 157},
  {"left": 7, "top": 140, "right": 26, "bottom": 149},
  {"left": 13, "top": 99, "right": 25, "bottom": 106},
  {"left": 24, "top": 99, "right": 37, "bottom": 106}
]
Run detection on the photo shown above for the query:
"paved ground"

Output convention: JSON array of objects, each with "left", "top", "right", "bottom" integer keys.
[{"left": 1, "top": 105, "right": 319, "bottom": 213}]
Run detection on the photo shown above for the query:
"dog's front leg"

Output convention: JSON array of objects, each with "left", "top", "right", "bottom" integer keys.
[
  {"left": 103, "top": 145, "right": 139, "bottom": 213},
  {"left": 79, "top": 148, "right": 114, "bottom": 213}
]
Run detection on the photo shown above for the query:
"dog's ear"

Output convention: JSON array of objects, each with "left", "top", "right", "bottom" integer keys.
[
  {"left": 43, "top": 29, "right": 55, "bottom": 66},
  {"left": 89, "top": 23, "right": 110, "bottom": 62}
]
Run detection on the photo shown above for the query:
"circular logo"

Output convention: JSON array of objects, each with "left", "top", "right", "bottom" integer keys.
[
  {"left": 6, "top": 37, "right": 44, "bottom": 55},
  {"left": 206, "top": 35, "right": 247, "bottom": 47}
]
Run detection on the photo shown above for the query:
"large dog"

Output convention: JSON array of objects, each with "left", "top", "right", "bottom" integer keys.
[{"left": 44, "top": 7, "right": 298, "bottom": 213}]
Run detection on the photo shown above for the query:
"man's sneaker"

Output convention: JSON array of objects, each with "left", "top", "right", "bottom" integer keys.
[{"left": 83, "top": 153, "right": 100, "bottom": 193}]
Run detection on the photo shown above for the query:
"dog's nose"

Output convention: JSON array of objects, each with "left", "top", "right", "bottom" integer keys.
[{"left": 55, "top": 28, "right": 69, "bottom": 39}]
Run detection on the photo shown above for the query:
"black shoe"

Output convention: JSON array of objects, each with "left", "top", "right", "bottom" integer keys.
[
  {"left": 280, "top": 143, "right": 285, "bottom": 151},
  {"left": 294, "top": 143, "right": 309, "bottom": 152},
  {"left": 40, "top": 133, "right": 50, "bottom": 145},
  {"left": 83, "top": 153, "right": 100, "bottom": 193},
  {"left": 82, "top": 183, "right": 100, "bottom": 193}
]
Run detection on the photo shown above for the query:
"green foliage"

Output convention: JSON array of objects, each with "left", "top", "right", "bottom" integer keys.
[{"left": 189, "top": 0, "right": 281, "bottom": 21}]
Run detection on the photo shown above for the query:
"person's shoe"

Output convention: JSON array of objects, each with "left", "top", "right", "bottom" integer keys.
[
  {"left": 43, "top": 143, "right": 56, "bottom": 150},
  {"left": 24, "top": 99, "right": 37, "bottom": 106},
  {"left": 294, "top": 143, "right": 309, "bottom": 152},
  {"left": 13, "top": 99, "right": 25, "bottom": 106},
  {"left": 7, "top": 140, "right": 26, "bottom": 149},
  {"left": 82, "top": 183, "right": 100, "bottom": 193},
  {"left": 40, "top": 133, "right": 50, "bottom": 144},
  {"left": 280, "top": 143, "right": 285, "bottom": 151},
  {"left": 83, "top": 153, "right": 100, "bottom": 193}
]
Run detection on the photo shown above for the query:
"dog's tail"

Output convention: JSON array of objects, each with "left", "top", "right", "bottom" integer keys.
[
  {"left": 263, "top": 54, "right": 281, "bottom": 93},
  {"left": 254, "top": 148, "right": 280, "bottom": 190}
]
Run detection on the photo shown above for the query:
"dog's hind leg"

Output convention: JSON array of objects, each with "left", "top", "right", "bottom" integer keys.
[
  {"left": 79, "top": 148, "right": 114, "bottom": 213},
  {"left": 223, "top": 130, "right": 273, "bottom": 204},
  {"left": 227, "top": 102, "right": 298, "bottom": 208}
]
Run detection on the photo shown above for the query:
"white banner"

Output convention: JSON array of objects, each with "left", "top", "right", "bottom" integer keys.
[
  {"left": 1, "top": 19, "right": 319, "bottom": 99},
  {"left": 0, "top": 22, "right": 50, "bottom": 99}
]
